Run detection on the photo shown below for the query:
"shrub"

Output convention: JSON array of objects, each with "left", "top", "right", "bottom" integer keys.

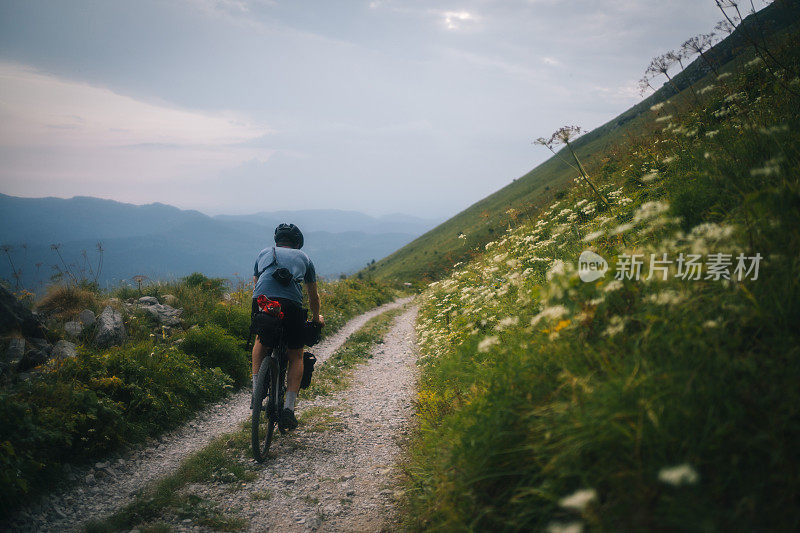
[
  {"left": 0, "top": 342, "right": 231, "bottom": 515},
  {"left": 35, "top": 284, "right": 99, "bottom": 319},
  {"left": 180, "top": 325, "right": 249, "bottom": 387},
  {"left": 209, "top": 303, "right": 251, "bottom": 343}
]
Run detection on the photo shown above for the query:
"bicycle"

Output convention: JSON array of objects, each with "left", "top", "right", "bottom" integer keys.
[{"left": 251, "top": 309, "right": 289, "bottom": 463}]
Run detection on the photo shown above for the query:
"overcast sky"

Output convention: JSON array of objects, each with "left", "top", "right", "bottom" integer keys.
[{"left": 0, "top": 0, "right": 728, "bottom": 218}]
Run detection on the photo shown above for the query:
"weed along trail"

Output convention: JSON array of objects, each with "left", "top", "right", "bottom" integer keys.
[{"left": 5, "top": 298, "right": 412, "bottom": 533}]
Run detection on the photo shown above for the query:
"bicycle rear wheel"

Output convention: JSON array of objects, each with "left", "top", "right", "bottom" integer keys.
[{"left": 251, "top": 355, "right": 279, "bottom": 462}]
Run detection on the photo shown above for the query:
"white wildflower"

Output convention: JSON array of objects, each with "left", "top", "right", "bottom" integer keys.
[
  {"left": 547, "top": 522, "right": 583, "bottom": 533},
  {"left": 477, "top": 336, "right": 500, "bottom": 353},
  {"left": 703, "top": 319, "right": 719, "bottom": 329},
  {"left": 583, "top": 230, "right": 604, "bottom": 242},
  {"left": 546, "top": 260, "right": 566, "bottom": 280},
  {"left": 611, "top": 222, "right": 633, "bottom": 235},
  {"left": 495, "top": 316, "right": 520, "bottom": 331},
  {"left": 746, "top": 56, "right": 763, "bottom": 68},
  {"left": 717, "top": 72, "right": 731, "bottom": 80},
  {"left": 698, "top": 84, "right": 716, "bottom": 95},
  {"left": 530, "top": 305, "right": 569, "bottom": 326},
  {"left": 658, "top": 464, "right": 699, "bottom": 486},
  {"left": 559, "top": 488, "right": 597, "bottom": 511},
  {"left": 633, "top": 201, "right": 670, "bottom": 224},
  {"left": 655, "top": 114, "right": 673, "bottom": 123},
  {"left": 705, "top": 130, "right": 719, "bottom": 138},
  {"left": 650, "top": 102, "right": 665, "bottom": 111},
  {"left": 750, "top": 158, "right": 782, "bottom": 177},
  {"left": 641, "top": 171, "right": 659, "bottom": 183},
  {"left": 646, "top": 290, "right": 685, "bottom": 305},
  {"left": 602, "top": 315, "right": 626, "bottom": 337},
  {"left": 759, "top": 125, "right": 789, "bottom": 135},
  {"left": 662, "top": 155, "right": 676, "bottom": 164}
]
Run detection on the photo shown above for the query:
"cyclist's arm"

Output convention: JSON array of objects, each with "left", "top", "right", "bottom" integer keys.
[{"left": 306, "top": 281, "right": 324, "bottom": 325}]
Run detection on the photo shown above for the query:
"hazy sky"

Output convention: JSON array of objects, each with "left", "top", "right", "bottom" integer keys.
[{"left": 0, "top": 0, "right": 726, "bottom": 218}]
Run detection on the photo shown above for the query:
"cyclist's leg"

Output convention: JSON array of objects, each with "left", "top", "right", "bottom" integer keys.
[
  {"left": 252, "top": 337, "right": 270, "bottom": 380},
  {"left": 286, "top": 347, "right": 303, "bottom": 394},
  {"left": 251, "top": 336, "right": 272, "bottom": 405}
]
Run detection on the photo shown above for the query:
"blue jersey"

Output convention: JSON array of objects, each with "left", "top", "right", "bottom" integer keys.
[{"left": 252, "top": 246, "right": 316, "bottom": 304}]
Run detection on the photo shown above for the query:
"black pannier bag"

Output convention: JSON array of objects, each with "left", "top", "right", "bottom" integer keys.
[
  {"left": 300, "top": 352, "right": 316, "bottom": 389},
  {"left": 303, "top": 321, "right": 322, "bottom": 346},
  {"left": 250, "top": 311, "right": 281, "bottom": 344}
]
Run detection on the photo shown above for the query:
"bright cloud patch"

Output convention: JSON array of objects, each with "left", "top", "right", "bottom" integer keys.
[{"left": 442, "top": 10, "right": 475, "bottom": 30}]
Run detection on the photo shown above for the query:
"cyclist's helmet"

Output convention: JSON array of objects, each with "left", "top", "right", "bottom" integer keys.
[{"left": 274, "top": 223, "right": 304, "bottom": 249}]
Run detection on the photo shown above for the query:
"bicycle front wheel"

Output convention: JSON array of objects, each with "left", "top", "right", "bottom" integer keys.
[{"left": 251, "top": 356, "right": 279, "bottom": 462}]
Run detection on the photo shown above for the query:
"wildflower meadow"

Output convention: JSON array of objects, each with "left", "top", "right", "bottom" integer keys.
[{"left": 405, "top": 11, "right": 800, "bottom": 531}]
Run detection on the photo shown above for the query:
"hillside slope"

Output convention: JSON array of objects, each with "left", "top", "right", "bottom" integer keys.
[
  {"left": 369, "top": 0, "right": 800, "bottom": 283},
  {"left": 406, "top": 18, "right": 800, "bottom": 530}
]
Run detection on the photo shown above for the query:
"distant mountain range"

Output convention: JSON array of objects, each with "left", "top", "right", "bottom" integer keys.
[{"left": 0, "top": 194, "right": 441, "bottom": 289}]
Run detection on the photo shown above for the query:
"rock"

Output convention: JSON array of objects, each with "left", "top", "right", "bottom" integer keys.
[
  {"left": 28, "top": 337, "right": 51, "bottom": 352},
  {"left": 0, "top": 285, "right": 48, "bottom": 338},
  {"left": 95, "top": 461, "right": 110, "bottom": 469},
  {"left": 79, "top": 309, "right": 96, "bottom": 327},
  {"left": 16, "top": 337, "right": 52, "bottom": 371},
  {"left": 5, "top": 338, "right": 25, "bottom": 363},
  {"left": 137, "top": 298, "right": 182, "bottom": 327},
  {"left": 64, "top": 321, "right": 83, "bottom": 337},
  {"left": 52, "top": 340, "right": 78, "bottom": 360},
  {"left": 161, "top": 294, "right": 178, "bottom": 306},
  {"left": 85, "top": 473, "right": 96, "bottom": 485},
  {"left": 94, "top": 306, "right": 126, "bottom": 348}
]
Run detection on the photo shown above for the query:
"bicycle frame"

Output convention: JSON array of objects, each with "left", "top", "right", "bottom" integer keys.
[{"left": 252, "top": 322, "right": 289, "bottom": 462}]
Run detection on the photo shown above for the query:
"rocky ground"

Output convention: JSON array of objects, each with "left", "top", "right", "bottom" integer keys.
[{"left": 4, "top": 298, "right": 415, "bottom": 533}]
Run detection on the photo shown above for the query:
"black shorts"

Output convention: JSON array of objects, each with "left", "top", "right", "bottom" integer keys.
[{"left": 251, "top": 297, "right": 307, "bottom": 350}]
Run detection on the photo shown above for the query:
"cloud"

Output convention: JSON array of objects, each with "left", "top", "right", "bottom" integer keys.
[
  {"left": 0, "top": 62, "right": 272, "bottom": 193},
  {"left": 0, "top": 62, "right": 269, "bottom": 148},
  {"left": 441, "top": 10, "right": 476, "bottom": 30}
]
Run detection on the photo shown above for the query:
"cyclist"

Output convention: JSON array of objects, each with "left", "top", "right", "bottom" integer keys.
[{"left": 251, "top": 223, "right": 324, "bottom": 430}]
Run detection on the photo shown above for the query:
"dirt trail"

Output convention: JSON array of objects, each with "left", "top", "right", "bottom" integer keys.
[
  {"left": 189, "top": 304, "right": 420, "bottom": 532},
  {"left": 4, "top": 297, "right": 413, "bottom": 533}
]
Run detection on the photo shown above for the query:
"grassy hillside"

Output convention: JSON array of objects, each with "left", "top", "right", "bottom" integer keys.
[
  {"left": 405, "top": 18, "right": 800, "bottom": 532},
  {"left": 369, "top": 0, "right": 800, "bottom": 284}
]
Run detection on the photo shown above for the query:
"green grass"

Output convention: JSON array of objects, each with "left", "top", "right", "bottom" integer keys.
[
  {"left": 83, "top": 430, "right": 254, "bottom": 532},
  {"left": 405, "top": 24, "right": 800, "bottom": 532}
]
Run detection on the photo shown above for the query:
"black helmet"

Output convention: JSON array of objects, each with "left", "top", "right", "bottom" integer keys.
[{"left": 274, "top": 223, "right": 304, "bottom": 249}]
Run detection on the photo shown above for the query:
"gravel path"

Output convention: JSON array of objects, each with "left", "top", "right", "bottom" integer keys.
[
  {"left": 3, "top": 297, "right": 413, "bottom": 533},
  {"left": 184, "top": 304, "right": 420, "bottom": 532}
]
